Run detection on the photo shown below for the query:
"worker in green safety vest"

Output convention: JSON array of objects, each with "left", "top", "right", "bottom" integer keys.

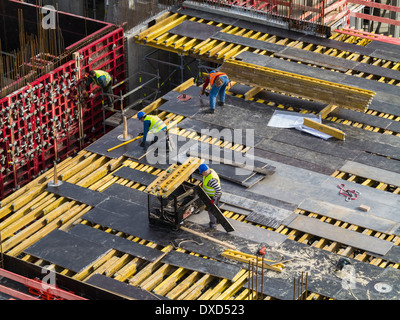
[
  {"left": 199, "top": 164, "right": 222, "bottom": 230},
  {"left": 85, "top": 70, "right": 114, "bottom": 108},
  {"left": 137, "top": 111, "right": 169, "bottom": 150}
]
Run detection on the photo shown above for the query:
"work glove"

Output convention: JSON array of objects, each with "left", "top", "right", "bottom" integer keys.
[{"left": 210, "top": 198, "right": 214, "bottom": 205}]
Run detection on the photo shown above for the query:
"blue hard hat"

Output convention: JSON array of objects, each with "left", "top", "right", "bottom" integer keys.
[
  {"left": 137, "top": 111, "right": 145, "bottom": 120},
  {"left": 198, "top": 164, "right": 209, "bottom": 174}
]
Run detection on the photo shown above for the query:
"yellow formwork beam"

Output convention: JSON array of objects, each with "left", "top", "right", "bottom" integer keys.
[
  {"left": 220, "top": 59, "right": 375, "bottom": 112},
  {"left": 303, "top": 118, "right": 346, "bottom": 141},
  {"left": 166, "top": 271, "right": 201, "bottom": 300}
]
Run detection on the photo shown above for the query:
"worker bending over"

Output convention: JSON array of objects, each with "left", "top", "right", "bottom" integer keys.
[
  {"left": 199, "top": 164, "right": 222, "bottom": 229},
  {"left": 137, "top": 111, "right": 170, "bottom": 150},
  {"left": 200, "top": 70, "right": 230, "bottom": 114},
  {"left": 85, "top": 70, "right": 113, "bottom": 108}
]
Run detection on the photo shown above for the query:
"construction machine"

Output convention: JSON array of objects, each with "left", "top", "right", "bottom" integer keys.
[{"left": 145, "top": 157, "right": 235, "bottom": 232}]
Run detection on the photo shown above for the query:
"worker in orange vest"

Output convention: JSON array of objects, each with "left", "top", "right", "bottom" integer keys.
[{"left": 200, "top": 70, "right": 230, "bottom": 114}]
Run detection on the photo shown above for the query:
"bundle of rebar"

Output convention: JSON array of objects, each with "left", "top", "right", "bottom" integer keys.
[{"left": 0, "top": 0, "right": 65, "bottom": 98}]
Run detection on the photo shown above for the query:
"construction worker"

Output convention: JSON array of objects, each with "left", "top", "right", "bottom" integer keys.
[
  {"left": 198, "top": 164, "right": 222, "bottom": 230},
  {"left": 137, "top": 111, "right": 169, "bottom": 150},
  {"left": 85, "top": 70, "right": 113, "bottom": 108},
  {"left": 200, "top": 70, "right": 230, "bottom": 114}
]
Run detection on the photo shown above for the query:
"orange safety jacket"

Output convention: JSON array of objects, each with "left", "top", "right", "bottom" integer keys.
[{"left": 209, "top": 72, "right": 227, "bottom": 87}]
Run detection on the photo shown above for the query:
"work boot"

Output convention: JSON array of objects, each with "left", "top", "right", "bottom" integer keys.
[
  {"left": 205, "top": 109, "right": 215, "bottom": 114},
  {"left": 218, "top": 101, "right": 224, "bottom": 106}
]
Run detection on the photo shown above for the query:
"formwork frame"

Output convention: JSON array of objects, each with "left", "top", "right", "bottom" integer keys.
[{"left": 0, "top": 2, "right": 126, "bottom": 199}]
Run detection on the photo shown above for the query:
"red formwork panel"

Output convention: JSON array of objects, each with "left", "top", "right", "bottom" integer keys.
[{"left": 0, "top": 27, "right": 125, "bottom": 199}]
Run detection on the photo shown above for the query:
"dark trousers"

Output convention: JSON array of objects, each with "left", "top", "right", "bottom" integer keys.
[
  {"left": 208, "top": 195, "right": 221, "bottom": 227},
  {"left": 103, "top": 83, "right": 113, "bottom": 107}
]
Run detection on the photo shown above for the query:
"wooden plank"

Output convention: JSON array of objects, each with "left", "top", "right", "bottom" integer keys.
[
  {"left": 287, "top": 214, "right": 394, "bottom": 256},
  {"left": 319, "top": 104, "right": 338, "bottom": 119},
  {"left": 303, "top": 118, "right": 346, "bottom": 141},
  {"left": 195, "top": 186, "right": 235, "bottom": 232}
]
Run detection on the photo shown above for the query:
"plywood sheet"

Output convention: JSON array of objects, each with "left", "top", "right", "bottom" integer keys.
[
  {"left": 85, "top": 118, "right": 143, "bottom": 159},
  {"left": 221, "top": 192, "right": 293, "bottom": 229},
  {"left": 340, "top": 161, "right": 400, "bottom": 187},
  {"left": 24, "top": 230, "right": 110, "bottom": 273},
  {"left": 82, "top": 207, "right": 188, "bottom": 247},
  {"left": 46, "top": 181, "right": 109, "bottom": 207},
  {"left": 276, "top": 46, "right": 358, "bottom": 71},
  {"left": 287, "top": 214, "right": 393, "bottom": 255},
  {"left": 112, "top": 166, "right": 157, "bottom": 186},
  {"left": 298, "top": 198, "right": 399, "bottom": 235},
  {"left": 212, "top": 32, "right": 285, "bottom": 53},
  {"left": 168, "top": 20, "right": 221, "bottom": 41},
  {"left": 101, "top": 183, "right": 147, "bottom": 207},
  {"left": 86, "top": 273, "right": 166, "bottom": 300},
  {"left": 68, "top": 224, "right": 163, "bottom": 262},
  {"left": 161, "top": 250, "right": 241, "bottom": 280}
]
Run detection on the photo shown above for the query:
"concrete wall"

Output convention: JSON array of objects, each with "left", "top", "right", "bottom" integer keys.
[{"left": 38, "top": 0, "right": 85, "bottom": 16}]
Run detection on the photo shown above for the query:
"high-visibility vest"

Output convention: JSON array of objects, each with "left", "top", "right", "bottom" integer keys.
[
  {"left": 144, "top": 115, "right": 166, "bottom": 133},
  {"left": 209, "top": 72, "right": 227, "bottom": 87},
  {"left": 202, "top": 169, "right": 220, "bottom": 197},
  {"left": 93, "top": 70, "right": 112, "bottom": 86}
]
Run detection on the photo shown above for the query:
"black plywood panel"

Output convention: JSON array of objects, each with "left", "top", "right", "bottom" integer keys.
[
  {"left": 298, "top": 35, "right": 375, "bottom": 56},
  {"left": 158, "top": 86, "right": 204, "bottom": 117},
  {"left": 113, "top": 166, "right": 157, "bottom": 186},
  {"left": 254, "top": 147, "right": 335, "bottom": 175},
  {"left": 178, "top": 117, "right": 264, "bottom": 146},
  {"left": 212, "top": 32, "right": 286, "bottom": 52},
  {"left": 96, "top": 196, "right": 147, "bottom": 216},
  {"left": 353, "top": 152, "right": 400, "bottom": 174},
  {"left": 288, "top": 215, "right": 393, "bottom": 255},
  {"left": 276, "top": 46, "right": 358, "bottom": 70},
  {"left": 24, "top": 230, "right": 109, "bottom": 273},
  {"left": 86, "top": 273, "right": 167, "bottom": 300},
  {"left": 68, "top": 224, "right": 163, "bottom": 262},
  {"left": 46, "top": 181, "right": 109, "bottom": 207},
  {"left": 370, "top": 100, "right": 400, "bottom": 118},
  {"left": 85, "top": 118, "right": 143, "bottom": 159},
  {"left": 81, "top": 207, "right": 186, "bottom": 246},
  {"left": 353, "top": 63, "right": 400, "bottom": 81},
  {"left": 102, "top": 183, "right": 147, "bottom": 206},
  {"left": 169, "top": 20, "right": 221, "bottom": 41},
  {"left": 161, "top": 250, "right": 241, "bottom": 280},
  {"left": 383, "top": 245, "right": 400, "bottom": 265},
  {"left": 243, "top": 277, "right": 294, "bottom": 300},
  {"left": 236, "top": 51, "right": 348, "bottom": 83},
  {"left": 271, "top": 129, "right": 362, "bottom": 161},
  {"left": 256, "top": 139, "right": 347, "bottom": 172}
]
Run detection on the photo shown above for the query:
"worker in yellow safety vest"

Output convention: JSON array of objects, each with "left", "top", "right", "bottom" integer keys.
[
  {"left": 85, "top": 70, "right": 114, "bottom": 108},
  {"left": 137, "top": 111, "right": 169, "bottom": 149},
  {"left": 200, "top": 70, "right": 230, "bottom": 114},
  {"left": 199, "top": 164, "right": 222, "bottom": 229}
]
